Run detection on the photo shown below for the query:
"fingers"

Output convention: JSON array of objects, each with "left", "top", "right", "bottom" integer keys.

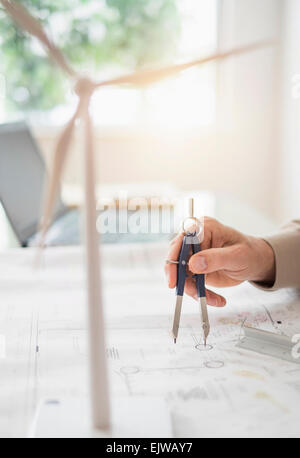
[
  {"left": 205, "top": 288, "right": 226, "bottom": 307},
  {"left": 184, "top": 278, "right": 226, "bottom": 307},
  {"left": 201, "top": 216, "right": 242, "bottom": 251},
  {"left": 189, "top": 244, "right": 246, "bottom": 274},
  {"left": 164, "top": 232, "right": 184, "bottom": 288},
  {"left": 205, "top": 271, "right": 243, "bottom": 288},
  {"left": 165, "top": 217, "right": 225, "bottom": 287},
  {"left": 165, "top": 218, "right": 219, "bottom": 288},
  {"left": 165, "top": 234, "right": 227, "bottom": 306}
]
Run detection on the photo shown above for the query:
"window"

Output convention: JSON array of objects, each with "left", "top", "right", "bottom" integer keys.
[{"left": 0, "top": 0, "right": 218, "bottom": 129}]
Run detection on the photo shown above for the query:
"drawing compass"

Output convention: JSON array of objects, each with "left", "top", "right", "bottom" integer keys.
[{"left": 171, "top": 200, "right": 210, "bottom": 345}]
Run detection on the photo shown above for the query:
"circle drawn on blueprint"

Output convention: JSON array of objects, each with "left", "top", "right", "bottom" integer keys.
[
  {"left": 204, "top": 360, "right": 224, "bottom": 369},
  {"left": 120, "top": 366, "right": 140, "bottom": 375},
  {"left": 195, "top": 343, "right": 213, "bottom": 351}
]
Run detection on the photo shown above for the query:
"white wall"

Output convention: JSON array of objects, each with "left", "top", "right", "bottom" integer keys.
[
  {"left": 217, "top": 0, "right": 282, "bottom": 222},
  {"left": 279, "top": 0, "right": 300, "bottom": 223}
]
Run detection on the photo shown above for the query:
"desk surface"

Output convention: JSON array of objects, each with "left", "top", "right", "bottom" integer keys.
[{"left": 1, "top": 242, "right": 300, "bottom": 438}]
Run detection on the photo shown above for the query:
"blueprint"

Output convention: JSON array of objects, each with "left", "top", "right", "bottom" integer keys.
[{"left": 0, "top": 243, "right": 300, "bottom": 437}]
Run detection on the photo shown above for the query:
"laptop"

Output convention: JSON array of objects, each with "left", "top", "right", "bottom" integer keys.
[
  {"left": 0, "top": 121, "right": 80, "bottom": 247},
  {"left": 0, "top": 121, "right": 175, "bottom": 247}
]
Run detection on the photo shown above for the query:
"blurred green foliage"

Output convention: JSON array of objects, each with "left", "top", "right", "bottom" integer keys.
[{"left": 0, "top": 0, "right": 180, "bottom": 111}]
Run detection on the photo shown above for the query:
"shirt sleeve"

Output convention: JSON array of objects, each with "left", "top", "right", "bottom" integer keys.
[{"left": 252, "top": 220, "right": 300, "bottom": 291}]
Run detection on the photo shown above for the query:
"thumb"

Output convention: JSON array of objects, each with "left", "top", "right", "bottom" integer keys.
[{"left": 189, "top": 245, "right": 244, "bottom": 274}]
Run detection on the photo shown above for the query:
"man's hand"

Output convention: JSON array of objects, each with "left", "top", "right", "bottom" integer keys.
[{"left": 165, "top": 217, "right": 275, "bottom": 307}]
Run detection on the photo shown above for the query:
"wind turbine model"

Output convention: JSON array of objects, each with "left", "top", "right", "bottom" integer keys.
[{"left": 1, "top": 0, "right": 274, "bottom": 437}]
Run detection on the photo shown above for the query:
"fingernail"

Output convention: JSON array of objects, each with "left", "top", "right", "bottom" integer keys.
[
  {"left": 191, "top": 256, "right": 208, "bottom": 272},
  {"left": 219, "top": 298, "right": 226, "bottom": 307}
]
